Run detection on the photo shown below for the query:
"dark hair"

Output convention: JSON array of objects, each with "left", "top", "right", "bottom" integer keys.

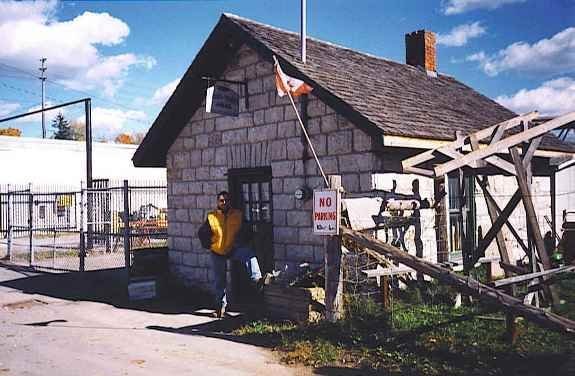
[{"left": 217, "top": 191, "right": 229, "bottom": 198}]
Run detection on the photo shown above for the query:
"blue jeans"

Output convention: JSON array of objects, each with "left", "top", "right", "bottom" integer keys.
[{"left": 210, "top": 246, "right": 262, "bottom": 309}]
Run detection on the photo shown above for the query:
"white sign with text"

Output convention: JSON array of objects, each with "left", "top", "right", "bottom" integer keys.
[{"left": 313, "top": 189, "right": 340, "bottom": 235}]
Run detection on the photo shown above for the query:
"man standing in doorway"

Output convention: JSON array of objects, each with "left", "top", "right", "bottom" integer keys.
[{"left": 200, "top": 191, "right": 269, "bottom": 318}]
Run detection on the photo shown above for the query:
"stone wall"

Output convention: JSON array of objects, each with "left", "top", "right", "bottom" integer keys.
[{"left": 165, "top": 44, "right": 380, "bottom": 290}]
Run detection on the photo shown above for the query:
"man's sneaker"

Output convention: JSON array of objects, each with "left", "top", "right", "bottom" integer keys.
[
  {"left": 256, "top": 272, "right": 273, "bottom": 292},
  {"left": 213, "top": 306, "right": 225, "bottom": 319}
]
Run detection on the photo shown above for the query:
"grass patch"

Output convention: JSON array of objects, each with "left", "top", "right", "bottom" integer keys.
[{"left": 234, "top": 287, "right": 575, "bottom": 375}]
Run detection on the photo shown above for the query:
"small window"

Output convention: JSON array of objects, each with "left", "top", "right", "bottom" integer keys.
[{"left": 447, "top": 175, "right": 476, "bottom": 260}]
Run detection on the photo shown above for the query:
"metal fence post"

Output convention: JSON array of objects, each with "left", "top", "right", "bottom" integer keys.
[
  {"left": 6, "top": 188, "right": 11, "bottom": 261},
  {"left": 123, "top": 180, "right": 131, "bottom": 271},
  {"left": 79, "top": 184, "right": 85, "bottom": 272},
  {"left": 28, "top": 185, "right": 34, "bottom": 266}
]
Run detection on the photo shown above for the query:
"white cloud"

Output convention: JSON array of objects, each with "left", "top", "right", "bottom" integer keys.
[
  {"left": 437, "top": 22, "right": 486, "bottom": 47},
  {"left": 496, "top": 77, "right": 575, "bottom": 116},
  {"left": 443, "top": 0, "right": 525, "bottom": 15},
  {"left": 75, "top": 107, "right": 148, "bottom": 134},
  {"left": 0, "top": 1, "right": 155, "bottom": 97},
  {"left": 151, "top": 79, "right": 180, "bottom": 105},
  {"left": 0, "top": 0, "right": 56, "bottom": 24},
  {"left": 467, "top": 27, "right": 575, "bottom": 76},
  {"left": 15, "top": 102, "right": 64, "bottom": 124},
  {"left": 0, "top": 100, "right": 20, "bottom": 117}
]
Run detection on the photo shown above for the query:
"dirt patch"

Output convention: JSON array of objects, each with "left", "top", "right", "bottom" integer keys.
[{"left": 2, "top": 299, "right": 47, "bottom": 310}]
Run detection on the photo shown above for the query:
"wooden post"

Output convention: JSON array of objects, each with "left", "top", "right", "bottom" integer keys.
[
  {"left": 325, "top": 175, "right": 344, "bottom": 322},
  {"left": 510, "top": 148, "right": 551, "bottom": 270},
  {"left": 551, "top": 169, "right": 557, "bottom": 247},
  {"left": 476, "top": 176, "right": 517, "bottom": 342}
]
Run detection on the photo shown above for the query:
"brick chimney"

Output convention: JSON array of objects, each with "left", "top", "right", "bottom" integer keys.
[{"left": 405, "top": 30, "right": 436, "bottom": 72}]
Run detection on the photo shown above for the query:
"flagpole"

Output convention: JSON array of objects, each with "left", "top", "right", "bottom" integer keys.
[
  {"left": 273, "top": 56, "right": 329, "bottom": 187},
  {"left": 286, "top": 90, "right": 329, "bottom": 188}
]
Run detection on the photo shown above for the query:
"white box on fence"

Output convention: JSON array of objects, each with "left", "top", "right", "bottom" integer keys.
[{"left": 128, "top": 278, "right": 157, "bottom": 300}]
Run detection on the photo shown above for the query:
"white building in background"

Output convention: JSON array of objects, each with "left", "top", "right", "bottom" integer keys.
[{"left": 0, "top": 135, "right": 165, "bottom": 186}]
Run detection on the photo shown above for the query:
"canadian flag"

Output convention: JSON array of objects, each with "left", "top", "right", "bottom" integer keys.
[{"left": 274, "top": 57, "right": 313, "bottom": 97}]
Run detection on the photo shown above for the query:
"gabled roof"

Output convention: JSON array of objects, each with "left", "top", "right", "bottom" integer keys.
[{"left": 133, "top": 13, "right": 571, "bottom": 167}]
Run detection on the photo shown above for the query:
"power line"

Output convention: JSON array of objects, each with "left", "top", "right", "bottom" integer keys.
[{"left": 0, "top": 60, "right": 152, "bottom": 126}]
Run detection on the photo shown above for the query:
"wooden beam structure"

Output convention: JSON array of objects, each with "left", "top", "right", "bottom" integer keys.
[
  {"left": 492, "top": 265, "right": 575, "bottom": 288},
  {"left": 401, "top": 110, "right": 575, "bottom": 311},
  {"left": 402, "top": 112, "right": 539, "bottom": 175},
  {"left": 434, "top": 112, "right": 575, "bottom": 177},
  {"left": 342, "top": 227, "right": 575, "bottom": 337}
]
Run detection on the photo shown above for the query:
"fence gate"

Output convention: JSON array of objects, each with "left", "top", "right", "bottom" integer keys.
[{"left": 0, "top": 181, "right": 167, "bottom": 272}]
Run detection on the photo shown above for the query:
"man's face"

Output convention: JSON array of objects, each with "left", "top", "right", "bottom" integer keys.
[{"left": 217, "top": 194, "right": 231, "bottom": 212}]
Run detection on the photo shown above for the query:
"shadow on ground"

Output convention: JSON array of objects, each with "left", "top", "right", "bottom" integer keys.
[{"left": 0, "top": 261, "right": 213, "bottom": 315}]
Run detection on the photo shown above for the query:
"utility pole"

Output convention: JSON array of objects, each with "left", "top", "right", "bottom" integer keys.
[{"left": 39, "top": 58, "right": 47, "bottom": 138}]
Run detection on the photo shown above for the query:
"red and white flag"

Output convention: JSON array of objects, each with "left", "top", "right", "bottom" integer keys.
[{"left": 274, "top": 57, "right": 313, "bottom": 97}]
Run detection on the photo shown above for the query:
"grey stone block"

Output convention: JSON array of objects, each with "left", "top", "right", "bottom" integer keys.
[
  {"left": 253, "top": 109, "right": 265, "bottom": 126},
  {"left": 196, "top": 195, "right": 213, "bottom": 209},
  {"left": 175, "top": 209, "right": 189, "bottom": 222},
  {"left": 328, "top": 131, "right": 352, "bottom": 155},
  {"left": 353, "top": 129, "right": 373, "bottom": 152},
  {"left": 277, "top": 120, "right": 297, "bottom": 138},
  {"left": 202, "top": 148, "right": 215, "bottom": 166},
  {"left": 299, "top": 227, "right": 323, "bottom": 245},
  {"left": 274, "top": 194, "right": 295, "bottom": 210},
  {"left": 248, "top": 123, "right": 277, "bottom": 143},
  {"left": 273, "top": 210, "right": 287, "bottom": 226},
  {"left": 270, "top": 139, "right": 287, "bottom": 161},
  {"left": 186, "top": 252, "right": 199, "bottom": 266},
  {"left": 308, "top": 99, "right": 326, "bottom": 117},
  {"left": 287, "top": 210, "right": 312, "bottom": 227},
  {"left": 222, "top": 128, "right": 247, "bottom": 144},
  {"left": 196, "top": 167, "right": 210, "bottom": 180},
  {"left": 274, "top": 226, "right": 298, "bottom": 243},
  {"left": 265, "top": 106, "right": 284, "bottom": 123},
  {"left": 190, "top": 150, "right": 202, "bottom": 167},
  {"left": 247, "top": 77, "right": 263, "bottom": 94},
  {"left": 189, "top": 209, "right": 205, "bottom": 224},
  {"left": 283, "top": 177, "right": 305, "bottom": 193},
  {"left": 271, "top": 160, "right": 294, "bottom": 176},
  {"left": 182, "top": 169, "right": 195, "bottom": 181},
  {"left": 338, "top": 153, "right": 376, "bottom": 172},
  {"left": 196, "top": 134, "right": 209, "bottom": 149},
  {"left": 286, "top": 137, "right": 304, "bottom": 160},
  {"left": 342, "top": 174, "right": 359, "bottom": 193}
]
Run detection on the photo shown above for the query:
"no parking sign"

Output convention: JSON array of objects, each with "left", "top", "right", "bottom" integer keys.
[{"left": 313, "top": 189, "right": 340, "bottom": 235}]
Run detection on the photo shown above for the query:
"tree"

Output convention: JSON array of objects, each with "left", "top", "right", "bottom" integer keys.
[
  {"left": 0, "top": 127, "right": 22, "bottom": 137},
  {"left": 52, "top": 112, "right": 73, "bottom": 140},
  {"left": 70, "top": 120, "right": 85, "bottom": 141},
  {"left": 115, "top": 133, "right": 136, "bottom": 144}
]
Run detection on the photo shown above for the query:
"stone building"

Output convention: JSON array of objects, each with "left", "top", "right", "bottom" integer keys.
[{"left": 133, "top": 14, "right": 573, "bottom": 294}]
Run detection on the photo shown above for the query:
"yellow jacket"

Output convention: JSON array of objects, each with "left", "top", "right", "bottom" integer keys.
[{"left": 207, "top": 208, "right": 242, "bottom": 255}]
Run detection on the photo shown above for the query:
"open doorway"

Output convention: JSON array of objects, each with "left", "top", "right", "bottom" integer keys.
[{"left": 227, "top": 167, "right": 274, "bottom": 303}]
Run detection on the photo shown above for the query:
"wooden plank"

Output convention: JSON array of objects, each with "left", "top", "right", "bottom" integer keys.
[
  {"left": 401, "top": 112, "right": 539, "bottom": 171},
  {"left": 341, "top": 227, "right": 575, "bottom": 337},
  {"left": 500, "top": 262, "right": 529, "bottom": 276},
  {"left": 478, "top": 180, "right": 530, "bottom": 256},
  {"left": 435, "top": 112, "right": 575, "bottom": 177},
  {"left": 484, "top": 156, "right": 517, "bottom": 175},
  {"left": 493, "top": 265, "right": 575, "bottom": 288},
  {"left": 402, "top": 165, "right": 435, "bottom": 177},
  {"left": 522, "top": 136, "right": 543, "bottom": 168},
  {"left": 476, "top": 176, "right": 515, "bottom": 266},
  {"left": 510, "top": 148, "right": 551, "bottom": 270},
  {"left": 474, "top": 190, "right": 522, "bottom": 260}
]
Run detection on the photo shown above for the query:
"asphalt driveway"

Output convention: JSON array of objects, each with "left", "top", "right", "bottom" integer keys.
[{"left": 0, "top": 263, "right": 310, "bottom": 375}]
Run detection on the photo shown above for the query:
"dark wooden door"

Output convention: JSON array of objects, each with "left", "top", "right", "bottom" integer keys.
[{"left": 228, "top": 167, "right": 274, "bottom": 303}]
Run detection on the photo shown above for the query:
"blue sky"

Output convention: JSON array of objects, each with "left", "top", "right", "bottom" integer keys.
[{"left": 0, "top": 0, "right": 574, "bottom": 139}]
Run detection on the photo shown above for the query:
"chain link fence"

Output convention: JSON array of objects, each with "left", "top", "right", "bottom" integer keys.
[{"left": 0, "top": 180, "right": 166, "bottom": 272}]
